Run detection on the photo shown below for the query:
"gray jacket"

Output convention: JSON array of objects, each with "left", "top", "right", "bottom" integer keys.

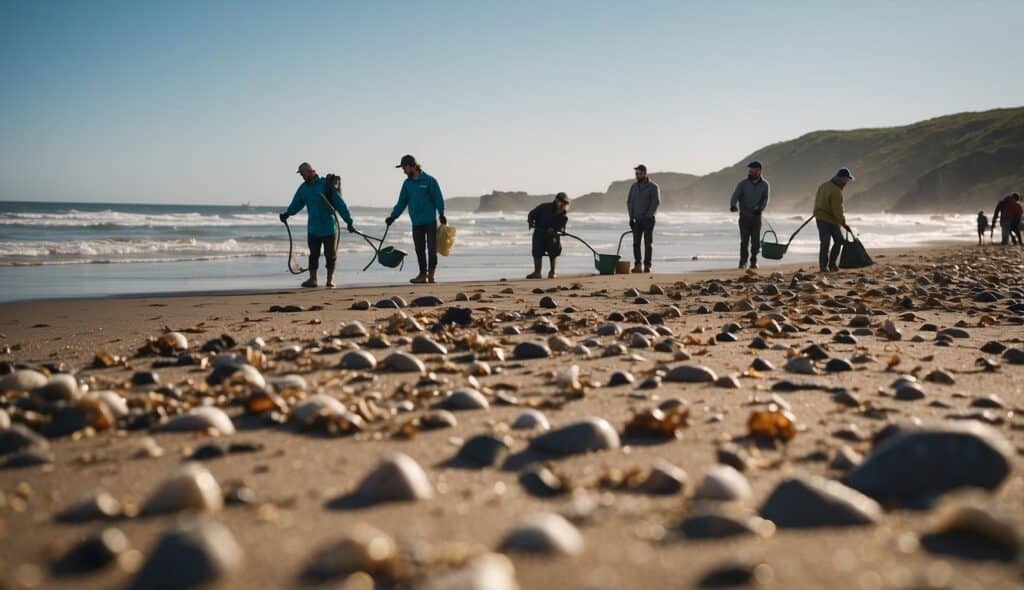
[
  {"left": 627, "top": 180, "right": 660, "bottom": 219},
  {"left": 730, "top": 178, "right": 770, "bottom": 215}
]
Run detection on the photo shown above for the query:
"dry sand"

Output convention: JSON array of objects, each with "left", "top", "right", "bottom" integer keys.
[{"left": 1, "top": 243, "right": 1023, "bottom": 589}]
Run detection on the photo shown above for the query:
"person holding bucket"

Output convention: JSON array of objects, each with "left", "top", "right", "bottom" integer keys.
[
  {"left": 385, "top": 155, "right": 447, "bottom": 284},
  {"left": 279, "top": 162, "right": 355, "bottom": 288},
  {"left": 627, "top": 164, "right": 660, "bottom": 273},
  {"left": 813, "top": 167, "right": 854, "bottom": 273},
  {"left": 729, "top": 160, "right": 770, "bottom": 269},
  {"left": 527, "top": 192, "right": 569, "bottom": 279}
]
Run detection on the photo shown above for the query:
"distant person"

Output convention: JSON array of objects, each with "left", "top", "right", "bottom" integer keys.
[
  {"left": 1007, "top": 193, "right": 1023, "bottom": 245},
  {"left": 991, "top": 195, "right": 1012, "bottom": 245},
  {"left": 976, "top": 210, "right": 988, "bottom": 244},
  {"left": 812, "top": 168, "right": 854, "bottom": 273},
  {"left": 627, "top": 164, "right": 660, "bottom": 273},
  {"left": 385, "top": 155, "right": 447, "bottom": 284},
  {"left": 279, "top": 162, "right": 355, "bottom": 288},
  {"left": 526, "top": 193, "right": 570, "bottom": 279},
  {"left": 729, "top": 161, "right": 770, "bottom": 269}
]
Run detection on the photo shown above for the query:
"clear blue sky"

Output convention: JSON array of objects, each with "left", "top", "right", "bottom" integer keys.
[{"left": 2, "top": 0, "right": 1022, "bottom": 206}]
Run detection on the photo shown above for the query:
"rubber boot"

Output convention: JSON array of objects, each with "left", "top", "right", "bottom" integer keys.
[
  {"left": 527, "top": 257, "right": 542, "bottom": 279},
  {"left": 427, "top": 269, "right": 436, "bottom": 284},
  {"left": 410, "top": 273, "right": 428, "bottom": 284},
  {"left": 548, "top": 256, "right": 557, "bottom": 279},
  {"left": 325, "top": 268, "right": 336, "bottom": 288},
  {"left": 301, "top": 270, "right": 318, "bottom": 288}
]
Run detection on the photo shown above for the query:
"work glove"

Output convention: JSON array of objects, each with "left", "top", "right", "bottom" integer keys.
[
  {"left": 279, "top": 213, "right": 289, "bottom": 223},
  {"left": 346, "top": 222, "right": 355, "bottom": 233},
  {"left": 629, "top": 217, "right": 637, "bottom": 229},
  {"left": 730, "top": 205, "right": 738, "bottom": 213},
  {"left": 439, "top": 215, "right": 447, "bottom": 226},
  {"left": 385, "top": 217, "right": 394, "bottom": 226}
]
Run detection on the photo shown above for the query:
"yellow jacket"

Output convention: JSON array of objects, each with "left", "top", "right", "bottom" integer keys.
[{"left": 813, "top": 179, "right": 846, "bottom": 226}]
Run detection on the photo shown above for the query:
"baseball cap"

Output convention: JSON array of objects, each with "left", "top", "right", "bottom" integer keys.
[
  {"left": 297, "top": 162, "right": 313, "bottom": 173},
  {"left": 396, "top": 154, "right": 417, "bottom": 168},
  {"left": 836, "top": 168, "right": 855, "bottom": 180},
  {"left": 634, "top": 164, "right": 647, "bottom": 172},
  {"left": 747, "top": 161, "right": 763, "bottom": 169},
  {"left": 555, "top": 192, "right": 569, "bottom": 203}
]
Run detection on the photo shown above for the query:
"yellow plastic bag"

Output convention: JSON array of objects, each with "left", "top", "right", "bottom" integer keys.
[{"left": 437, "top": 224, "right": 456, "bottom": 256}]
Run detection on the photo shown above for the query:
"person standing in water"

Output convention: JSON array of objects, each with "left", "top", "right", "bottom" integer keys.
[
  {"left": 627, "top": 164, "right": 660, "bottom": 273},
  {"left": 527, "top": 192, "right": 569, "bottom": 279},
  {"left": 280, "top": 162, "right": 355, "bottom": 288},
  {"left": 813, "top": 168, "right": 854, "bottom": 273},
  {"left": 729, "top": 161, "right": 770, "bottom": 269},
  {"left": 977, "top": 210, "right": 989, "bottom": 245},
  {"left": 386, "top": 155, "right": 447, "bottom": 284}
]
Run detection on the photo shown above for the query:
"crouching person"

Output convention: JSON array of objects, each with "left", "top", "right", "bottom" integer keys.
[{"left": 527, "top": 192, "right": 569, "bottom": 279}]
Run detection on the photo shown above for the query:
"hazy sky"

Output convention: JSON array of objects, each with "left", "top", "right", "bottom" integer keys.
[{"left": 2, "top": 0, "right": 1023, "bottom": 206}]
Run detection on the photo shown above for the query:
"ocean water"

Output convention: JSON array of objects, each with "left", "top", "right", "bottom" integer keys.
[{"left": 0, "top": 201, "right": 976, "bottom": 302}]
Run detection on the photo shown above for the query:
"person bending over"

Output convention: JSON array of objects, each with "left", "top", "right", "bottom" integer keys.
[
  {"left": 280, "top": 162, "right": 354, "bottom": 288},
  {"left": 527, "top": 193, "right": 569, "bottom": 279}
]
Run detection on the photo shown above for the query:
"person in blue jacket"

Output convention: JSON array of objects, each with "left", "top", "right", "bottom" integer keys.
[
  {"left": 279, "top": 162, "right": 355, "bottom": 288},
  {"left": 385, "top": 155, "right": 447, "bottom": 284}
]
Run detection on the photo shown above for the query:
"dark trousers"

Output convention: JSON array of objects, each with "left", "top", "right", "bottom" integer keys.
[
  {"left": 412, "top": 222, "right": 438, "bottom": 273},
  {"left": 1011, "top": 219, "right": 1022, "bottom": 245},
  {"left": 632, "top": 217, "right": 655, "bottom": 267},
  {"left": 738, "top": 213, "right": 762, "bottom": 264},
  {"left": 1000, "top": 219, "right": 1011, "bottom": 244},
  {"left": 308, "top": 233, "right": 337, "bottom": 271},
  {"left": 816, "top": 220, "right": 844, "bottom": 270}
]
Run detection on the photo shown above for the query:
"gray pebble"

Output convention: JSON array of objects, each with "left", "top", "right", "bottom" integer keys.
[
  {"left": 760, "top": 475, "right": 882, "bottom": 527},
  {"left": 529, "top": 417, "right": 620, "bottom": 457},
  {"left": 664, "top": 364, "right": 717, "bottom": 383}
]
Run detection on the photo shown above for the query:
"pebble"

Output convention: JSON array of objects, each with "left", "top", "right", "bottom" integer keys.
[
  {"left": 131, "top": 371, "right": 160, "bottom": 387},
  {"left": 923, "top": 369, "right": 955, "bottom": 385},
  {"left": 636, "top": 459, "right": 688, "bottom": 495},
  {"left": 418, "top": 553, "right": 519, "bottom": 590},
  {"left": 519, "top": 465, "right": 565, "bottom": 497},
  {"left": 434, "top": 388, "right": 489, "bottom": 411},
  {"left": 350, "top": 300, "right": 371, "bottom": 310},
  {"left": 980, "top": 340, "right": 1006, "bottom": 354},
  {"left": 354, "top": 452, "right": 434, "bottom": 503},
  {"left": 44, "top": 405, "right": 91, "bottom": 437},
  {"left": 158, "top": 407, "right": 236, "bottom": 435},
  {"left": 455, "top": 434, "right": 510, "bottom": 467},
  {"left": 0, "top": 409, "right": 9, "bottom": 429},
  {"left": 843, "top": 422, "right": 1013, "bottom": 503},
  {"left": 0, "top": 369, "right": 48, "bottom": 393},
  {"left": 759, "top": 475, "right": 882, "bottom": 527},
  {"left": 206, "top": 363, "right": 265, "bottom": 389},
  {"left": 529, "top": 417, "right": 620, "bottom": 457},
  {"left": 511, "top": 409, "right": 550, "bottom": 431},
  {"left": 970, "top": 394, "right": 1006, "bottom": 409},
  {"left": 824, "top": 358, "right": 853, "bottom": 373},
  {"left": 596, "top": 322, "right": 622, "bottom": 336},
  {"left": 830, "top": 445, "right": 864, "bottom": 471},
  {"left": 419, "top": 410, "right": 457, "bottom": 430},
  {"left": 374, "top": 298, "right": 399, "bottom": 309},
  {"left": 51, "top": 527, "right": 130, "bottom": 575},
  {"left": 664, "top": 364, "right": 717, "bottom": 383},
  {"left": 141, "top": 463, "right": 224, "bottom": 515},
  {"left": 129, "top": 517, "right": 242, "bottom": 590},
  {"left": 498, "top": 513, "right": 584, "bottom": 556},
  {"left": 750, "top": 358, "right": 774, "bottom": 372},
  {"left": 547, "top": 335, "right": 573, "bottom": 352},
  {"left": 630, "top": 333, "right": 651, "bottom": 348},
  {"left": 539, "top": 296, "right": 558, "bottom": 309},
  {"left": 677, "top": 506, "right": 773, "bottom": 539},
  {"left": 411, "top": 335, "right": 447, "bottom": 355},
  {"left": 382, "top": 352, "right": 426, "bottom": 374},
  {"left": 291, "top": 394, "right": 348, "bottom": 425},
  {"left": 937, "top": 327, "right": 970, "bottom": 339},
  {"left": 714, "top": 375, "right": 741, "bottom": 389},
  {"left": 893, "top": 383, "right": 926, "bottom": 401},
  {"left": 339, "top": 321, "right": 368, "bottom": 337},
  {"left": 339, "top": 350, "right": 377, "bottom": 370},
  {"left": 693, "top": 465, "right": 752, "bottom": 502},
  {"left": 411, "top": 295, "right": 444, "bottom": 307},
  {"left": 439, "top": 307, "right": 474, "bottom": 326},
  {"left": 513, "top": 341, "right": 551, "bottom": 359},
  {"left": 783, "top": 356, "right": 818, "bottom": 375},
  {"left": 300, "top": 524, "right": 397, "bottom": 582},
  {"left": 1003, "top": 348, "right": 1024, "bottom": 364},
  {"left": 925, "top": 492, "right": 1020, "bottom": 555},
  {"left": 33, "top": 373, "right": 80, "bottom": 401},
  {"left": 3, "top": 448, "right": 54, "bottom": 468},
  {"left": 716, "top": 443, "right": 750, "bottom": 472}
]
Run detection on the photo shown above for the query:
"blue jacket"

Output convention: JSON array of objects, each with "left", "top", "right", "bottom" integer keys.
[
  {"left": 286, "top": 176, "right": 353, "bottom": 237},
  {"left": 389, "top": 171, "right": 445, "bottom": 226}
]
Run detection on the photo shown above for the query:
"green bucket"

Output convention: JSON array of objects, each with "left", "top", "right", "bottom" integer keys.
[
  {"left": 595, "top": 254, "right": 620, "bottom": 275},
  {"left": 377, "top": 246, "right": 406, "bottom": 268},
  {"left": 759, "top": 228, "right": 787, "bottom": 260}
]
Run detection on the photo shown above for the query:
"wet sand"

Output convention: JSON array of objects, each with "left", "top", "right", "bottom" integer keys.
[{"left": 1, "top": 243, "right": 1023, "bottom": 589}]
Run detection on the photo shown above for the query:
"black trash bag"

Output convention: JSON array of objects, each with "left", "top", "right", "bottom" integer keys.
[{"left": 839, "top": 229, "right": 873, "bottom": 269}]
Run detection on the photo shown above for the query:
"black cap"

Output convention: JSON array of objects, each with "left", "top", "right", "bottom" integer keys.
[
  {"left": 396, "top": 154, "right": 417, "bottom": 168},
  {"left": 747, "top": 161, "right": 762, "bottom": 169},
  {"left": 554, "top": 192, "right": 569, "bottom": 203},
  {"left": 634, "top": 164, "right": 647, "bottom": 172},
  {"left": 836, "top": 167, "right": 855, "bottom": 180}
]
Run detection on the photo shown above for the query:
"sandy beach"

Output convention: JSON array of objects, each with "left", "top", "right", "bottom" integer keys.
[{"left": 1, "top": 243, "right": 1023, "bottom": 590}]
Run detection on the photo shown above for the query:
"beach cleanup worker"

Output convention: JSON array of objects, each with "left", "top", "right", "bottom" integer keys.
[
  {"left": 385, "top": 155, "right": 446, "bottom": 284},
  {"left": 977, "top": 210, "right": 989, "bottom": 244},
  {"left": 627, "top": 164, "right": 660, "bottom": 273},
  {"left": 279, "top": 162, "right": 354, "bottom": 288},
  {"left": 991, "top": 195, "right": 1012, "bottom": 245},
  {"left": 729, "top": 160, "right": 770, "bottom": 269},
  {"left": 812, "top": 168, "right": 854, "bottom": 273},
  {"left": 1007, "top": 193, "right": 1023, "bottom": 245},
  {"left": 526, "top": 192, "right": 570, "bottom": 279}
]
